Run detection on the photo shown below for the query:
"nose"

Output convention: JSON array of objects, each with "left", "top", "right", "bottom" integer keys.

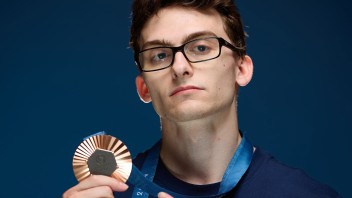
[{"left": 171, "top": 51, "right": 194, "bottom": 79}]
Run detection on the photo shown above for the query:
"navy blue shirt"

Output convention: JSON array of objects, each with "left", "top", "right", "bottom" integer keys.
[{"left": 115, "top": 147, "right": 340, "bottom": 197}]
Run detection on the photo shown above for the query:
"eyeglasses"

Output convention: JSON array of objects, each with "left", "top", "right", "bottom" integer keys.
[{"left": 135, "top": 37, "right": 245, "bottom": 72}]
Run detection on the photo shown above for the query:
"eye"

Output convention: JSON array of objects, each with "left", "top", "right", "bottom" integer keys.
[
  {"left": 151, "top": 52, "right": 170, "bottom": 64},
  {"left": 145, "top": 48, "right": 172, "bottom": 66},
  {"left": 186, "top": 38, "right": 217, "bottom": 56},
  {"left": 189, "top": 44, "right": 211, "bottom": 55},
  {"left": 154, "top": 52, "right": 167, "bottom": 61},
  {"left": 195, "top": 45, "right": 208, "bottom": 52}
]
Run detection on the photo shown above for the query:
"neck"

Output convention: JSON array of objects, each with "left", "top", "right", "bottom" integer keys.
[{"left": 159, "top": 109, "right": 241, "bottom": 185}]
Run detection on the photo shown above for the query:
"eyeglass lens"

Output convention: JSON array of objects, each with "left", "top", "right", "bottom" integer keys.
[{"left": 139, "top": 37, "right": 220, "bottom": 71}]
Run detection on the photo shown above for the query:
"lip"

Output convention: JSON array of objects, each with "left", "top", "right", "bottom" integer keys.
[{"left": 170, "top": 85, "right": 203, "bottom": 96}]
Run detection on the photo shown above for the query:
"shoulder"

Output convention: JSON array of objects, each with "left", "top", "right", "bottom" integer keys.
[{"left": 235, "top": 148, "right": 340, "bottom": 197}]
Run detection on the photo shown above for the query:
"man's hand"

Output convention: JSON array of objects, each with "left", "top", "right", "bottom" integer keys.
[{"left": 62, "top": 175, "right": 128, "bottom": 198}]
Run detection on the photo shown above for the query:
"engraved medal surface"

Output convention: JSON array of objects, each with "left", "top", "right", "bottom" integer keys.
[{"left": 72, "top": 134, "right": 132, "bottom": 183}]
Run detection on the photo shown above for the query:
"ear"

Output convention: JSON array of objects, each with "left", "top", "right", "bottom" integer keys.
[
  {"left": 136, "top": 75, "right": 152, "bottom": 103},
  {"left": 236, "top": 55, "right": 253, "bottom": 87}
]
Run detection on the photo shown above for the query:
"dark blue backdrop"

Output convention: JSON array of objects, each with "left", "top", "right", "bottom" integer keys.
[{"left": 0, "top": 0, "right": 351, "bottom": 197}]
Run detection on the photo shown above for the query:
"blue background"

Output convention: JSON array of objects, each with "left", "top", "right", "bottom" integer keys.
[{"left": 0, "top": 0, "right": 351, "bottom": 197}]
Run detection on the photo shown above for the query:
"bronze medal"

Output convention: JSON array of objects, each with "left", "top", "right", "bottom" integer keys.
[{"left": 72, "top": 134, "right": 132, "bottom": 183}]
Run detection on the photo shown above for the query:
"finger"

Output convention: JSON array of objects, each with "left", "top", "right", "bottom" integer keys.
[
  {"left": 65, "top": 175, "right": 128, "bottom": 195},
  {"left": 158, "top": 192, "right": 173, "bottom": 198},
  {"left": 65, "top": 185, "right": 115, "bottom": 198}
]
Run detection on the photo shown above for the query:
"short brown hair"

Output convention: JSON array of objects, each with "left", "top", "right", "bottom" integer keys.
[{"left": 130, "top": 0, "right": 247, "bottom": 63}]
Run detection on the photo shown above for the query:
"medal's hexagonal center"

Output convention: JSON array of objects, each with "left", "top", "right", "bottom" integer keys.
[{"left": 87, "top": 148, "right": 117, "bottom": 176}]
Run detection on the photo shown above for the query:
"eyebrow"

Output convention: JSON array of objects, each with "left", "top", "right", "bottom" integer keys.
[
  {"left": 141, "top": 39, "right": 173, "bottom": 50},
  {"left": 141, "top": 31, "right": 217, "bottom": 50},
  {"left": 182, "top": 31, "right": 217, "bottom": 43}
]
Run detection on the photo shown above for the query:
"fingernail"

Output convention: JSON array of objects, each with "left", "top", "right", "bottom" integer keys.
[{"left": 120, "top": 182, "right": 129, "bottom": 190}]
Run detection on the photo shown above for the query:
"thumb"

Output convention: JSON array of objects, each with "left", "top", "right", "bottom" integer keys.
[{"left": 158, "top": 192, "right": 173, "bottom": 198}]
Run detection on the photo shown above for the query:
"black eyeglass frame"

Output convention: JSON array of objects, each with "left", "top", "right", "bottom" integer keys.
[{"left": 135, "top": 37, "right": 245, "bottom": 72}]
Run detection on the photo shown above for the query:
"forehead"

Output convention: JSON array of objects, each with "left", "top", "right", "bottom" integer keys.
[{"left": 140, "top": 6, "right": 228, "bottom": 47}]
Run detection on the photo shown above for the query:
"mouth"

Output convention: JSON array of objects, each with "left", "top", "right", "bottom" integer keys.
[{"left": 170, "top": 85, "right": 203, "bottom": 96}]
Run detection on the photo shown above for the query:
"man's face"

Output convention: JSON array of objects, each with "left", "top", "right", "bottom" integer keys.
[{"left": 137, "top": 6, "right": 249, "bottom": 123}]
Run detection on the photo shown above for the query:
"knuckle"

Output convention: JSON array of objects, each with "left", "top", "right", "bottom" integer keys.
[{"left": 103, "top": 185, "right": 113, "bottom": 192}]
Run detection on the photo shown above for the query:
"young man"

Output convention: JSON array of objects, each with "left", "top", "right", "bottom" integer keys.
[{"left": 63, "top": 0, "right": 340, "bottom": 197}]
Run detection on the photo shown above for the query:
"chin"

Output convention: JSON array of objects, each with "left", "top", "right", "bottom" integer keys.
[{"left": 166, "top": 106, "right": 213, "bottom": 122}]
